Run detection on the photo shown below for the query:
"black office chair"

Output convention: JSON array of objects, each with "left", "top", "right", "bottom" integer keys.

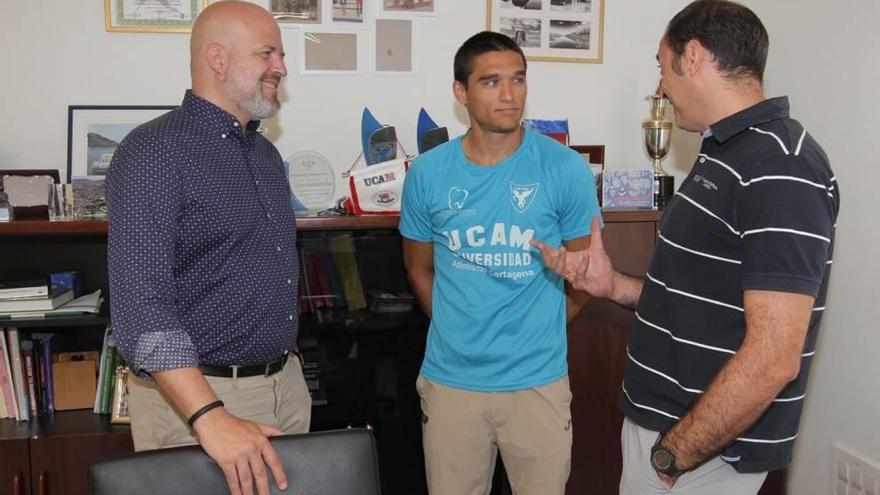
[{"left": 89, "top": 428, "right": 381, "bottom": 495}]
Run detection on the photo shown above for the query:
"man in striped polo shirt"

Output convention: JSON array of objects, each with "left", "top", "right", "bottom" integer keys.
[{"left": 534, "top": 1, "right": 839, "bottom": 493}]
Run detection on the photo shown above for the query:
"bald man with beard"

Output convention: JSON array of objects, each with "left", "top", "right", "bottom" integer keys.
[{"left": 106, "top": 2, "right": 310, "bottom": 494}]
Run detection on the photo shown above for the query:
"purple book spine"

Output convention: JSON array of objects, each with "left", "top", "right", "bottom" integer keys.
[{"left": 41, "top": 338, "right": 54, "bottom": 414}]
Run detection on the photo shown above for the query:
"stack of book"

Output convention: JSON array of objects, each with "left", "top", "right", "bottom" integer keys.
[
  {"left": 0, "top": 279, "right": 75, "bottom": 319},
  {"left": 299, "top": 235, "right": 368, "bottom": 323},
  {"left": 0, "top": 328, "right": 57, "bottom": 421}
]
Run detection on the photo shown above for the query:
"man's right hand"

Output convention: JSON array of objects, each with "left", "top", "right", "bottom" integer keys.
[
  {"left": 193, "top": 407, "right": 288, "bottom": 495},
  {"left": 532, "top": 216, "right": 616, "bottom": 297}
]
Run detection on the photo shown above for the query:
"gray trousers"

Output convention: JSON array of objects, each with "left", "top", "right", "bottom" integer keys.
[{"left": 620, "top": 418, "right": 768, "bottom": 495}]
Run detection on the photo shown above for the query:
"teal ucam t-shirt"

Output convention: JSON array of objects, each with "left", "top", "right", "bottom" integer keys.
[{"left": 399, "top": 129, "right": 601, "bottom": 392}]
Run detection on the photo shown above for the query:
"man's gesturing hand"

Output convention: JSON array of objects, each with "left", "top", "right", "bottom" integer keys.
[
  {"left": 532, "top": 216, "right": 616, "bottom": 298},
  {"left": 193, "top": 407, "right": 288, "bottom": 495}
]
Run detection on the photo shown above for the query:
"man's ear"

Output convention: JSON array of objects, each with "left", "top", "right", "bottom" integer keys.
[
  {"left": 453, "top": 80, "right": 468, "bottom": 107},
  {"left": 205, "top": 42, "right": 228, "bottom": 78},
  {"left": 683, "top": 39, "right": 708, "bottom": 77}
]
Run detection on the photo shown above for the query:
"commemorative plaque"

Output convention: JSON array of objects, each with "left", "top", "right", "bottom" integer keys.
[{"left": 287, "top": 151, "right": 336, "bottom": 210}]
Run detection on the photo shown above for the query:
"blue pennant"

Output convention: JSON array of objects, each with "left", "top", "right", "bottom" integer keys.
[{"left": 361, "top": 108, "right": 383, "bottom": 165}]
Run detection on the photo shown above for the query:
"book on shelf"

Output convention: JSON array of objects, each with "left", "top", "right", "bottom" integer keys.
[
  {"left": 21, "top": 340, "right": 38, "bottom": 418},
  {"left": 31, "top": 335, "right": 44, "bottom": 414},
  {"left": 299, "top": 257, "right": 314, "bottom": 315},
  {"left": 0, "top": 289, "right": 103, "bottom": 320},
  {"left": 94, "top": 326, "right": 112, "bottom": 413},
  {"left": 320, "top": 251, "right": 346, "bottom": 308},
  {"left": 6, "top": 329, "right": 30, "bottom": 421},
  {"left": 304, "top": 251, "right": 332, "bottom": 308},
  {"left": 0, "top": 287, "right": 74, "bottom": 313},
  {"left": 95, "top": 327, "right": 124, "bottom": 415},
  {"left": 32, "top": 333, "right": 55, "bottom": 414},
  {"left": 0, "top": 372, "right": 7, "bottom": 419},
  {"left": 0, "top": 335, "right": 13, "bottom": 419},
  {"left": 0, "top": 278, "right": 49, "bottom": 300},
  {"left": 328, "top": 235, "right": 367, "bottom": 311},
  {"left": 99, "top": 347, "right": 121, "bottom": 414}
]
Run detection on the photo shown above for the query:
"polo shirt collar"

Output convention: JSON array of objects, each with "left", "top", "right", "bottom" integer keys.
[
  {"left": 181, "top": 90, "right": 262, "bottom": 140},
  {"left": 708, "top": 96, "right": 790, "bottom": 144}
]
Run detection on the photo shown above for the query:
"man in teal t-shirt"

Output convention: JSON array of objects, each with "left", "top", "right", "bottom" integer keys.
[{"left": 399, "top": 31, "right": 601, "bottom": 495}]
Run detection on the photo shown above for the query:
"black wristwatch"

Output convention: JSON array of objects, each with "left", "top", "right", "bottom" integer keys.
[{"left": 650, "top": 443, "right": 688, "bottom": 479}]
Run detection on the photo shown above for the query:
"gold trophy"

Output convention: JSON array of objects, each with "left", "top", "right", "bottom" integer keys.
[{"left": 642, "top": 95, "right": 674, "bottom": 208}]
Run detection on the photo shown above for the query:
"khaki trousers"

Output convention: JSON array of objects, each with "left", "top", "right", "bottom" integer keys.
[
  {"left": 620, "top": 418, "right": 768, "bottom": 495},
  {"left": 127, "top": 357, "right": 312, "bottom": 451},
  {"left": 416, "top": 375, "right": 573, "bottom": 495}
]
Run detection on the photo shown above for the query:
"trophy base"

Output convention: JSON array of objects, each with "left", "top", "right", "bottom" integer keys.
[{"left": 654, "top": 174, "right": 675, "bottom": 209}]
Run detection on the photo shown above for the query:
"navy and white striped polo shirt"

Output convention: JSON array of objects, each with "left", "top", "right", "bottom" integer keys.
[{"left": 619, "top": 96, "right": 839, "bottom": 473}]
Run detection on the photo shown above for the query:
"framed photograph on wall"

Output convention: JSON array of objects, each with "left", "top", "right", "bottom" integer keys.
[
  {"left": 486, "top": 0, "right": 604, "bottom": 63},
  {"left": 67, "top": 105, "right": 175, "bottom": 182},
  {"left": 300, "top": 29, "right": 367, "bottom": 74},
  {"left": 272, "top": 0, "right": 322, "bottom": 23},
  {"left": 374, "top": 19, "right": 414, "bottom": 74},
  {"left": 379, "top": 0, "right": 435, "bottom": 15},
  {"left": 333, "top": 0, "right": 365, "bottom": 22},
  {"left": 104, "top": 0, "right": 207, "bottom": 33}
]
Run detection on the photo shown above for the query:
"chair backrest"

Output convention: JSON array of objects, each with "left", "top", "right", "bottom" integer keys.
[{"left": 89, "top": 428, "right": 381, "bottom": 495}]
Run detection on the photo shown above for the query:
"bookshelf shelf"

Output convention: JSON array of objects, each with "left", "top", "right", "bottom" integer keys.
[
  {"left": 0, "top": 409, "right": 129, "bottom": 439},
  {"left": 0, "top": 313, "right": 110, "bottom": 329},
  {"left": 0, "top": 219, "right": 108, "bottom": 236},
  {"left": 0, "top": 209, "right": 662, "bottom": 236}
]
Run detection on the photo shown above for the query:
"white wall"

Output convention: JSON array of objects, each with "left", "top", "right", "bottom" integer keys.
[
  {"left": 740, "top": 0, "right": 880, "bottom": 493},
  {"left": 0, "top": 0, "right": 699, "bottom": 190}
]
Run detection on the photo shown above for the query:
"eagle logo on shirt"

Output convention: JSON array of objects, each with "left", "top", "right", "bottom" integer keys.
[{"left": 510, "top": 183, "right": 539, "bottom": 213}]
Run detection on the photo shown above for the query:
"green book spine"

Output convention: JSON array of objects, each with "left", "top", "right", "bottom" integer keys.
[{"left": 99, "top": 347, "right": 118, "bottom": 414}]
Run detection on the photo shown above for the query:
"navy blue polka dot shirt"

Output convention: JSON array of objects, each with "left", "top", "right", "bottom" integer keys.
[{"left": 107, "top": 90, "right": 299, "bottom": 378}]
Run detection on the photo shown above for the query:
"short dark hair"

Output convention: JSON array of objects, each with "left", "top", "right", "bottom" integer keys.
[
  {"left": 664, "top": 0, "right": 768, "bottom": 82},
  {"left": 454, "top": 31, "right": 527, "bottom": 87}
]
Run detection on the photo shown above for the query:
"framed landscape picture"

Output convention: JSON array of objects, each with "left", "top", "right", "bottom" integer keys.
[
  {"left": 487, "top": 0, "right": 604, "bottom": 63},
  {"left": 66, "top": 105, "right": 175, "bottom": 182}
]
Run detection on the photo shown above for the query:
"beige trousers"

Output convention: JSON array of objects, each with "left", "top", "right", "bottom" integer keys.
[
  {"left": 127, "top": 357, "right": 312, "bottom": 451},
  {"left": 416, "top": 375, "right": 573, "bottom": 495},
  {"left": 620, "top": 417, "right": 768, "bottom": 495}
]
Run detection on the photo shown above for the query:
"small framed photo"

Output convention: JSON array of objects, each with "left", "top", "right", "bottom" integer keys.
[
  {"left": 110, "top": 365, "right": 131, "bottom": 425},
  {"left": 104, "top": 0, "right": 207, "bottom": 33},
  {"left": 374, "top": 19, "right": 414, "bottom": 74},
  {"left": 486, "top": 0, "right": 604, "bottom": 63},
  {"left": 333, "top": 0, "right": 365, "bottom": 23},
  {"left": 300, "top": 30, "right": 367, "bottom": 74},
  {"left": 67, "top": 105, "right": 175, "bottom": 182},
  {"left": 570, "top": 144, "right": 605, "bottom": 205},
  {"left": 272, "top": 0, "right": 322, "bottom": 23},
  {"left": 379, "top": 0, "right": 435, "bottom": 15}
]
